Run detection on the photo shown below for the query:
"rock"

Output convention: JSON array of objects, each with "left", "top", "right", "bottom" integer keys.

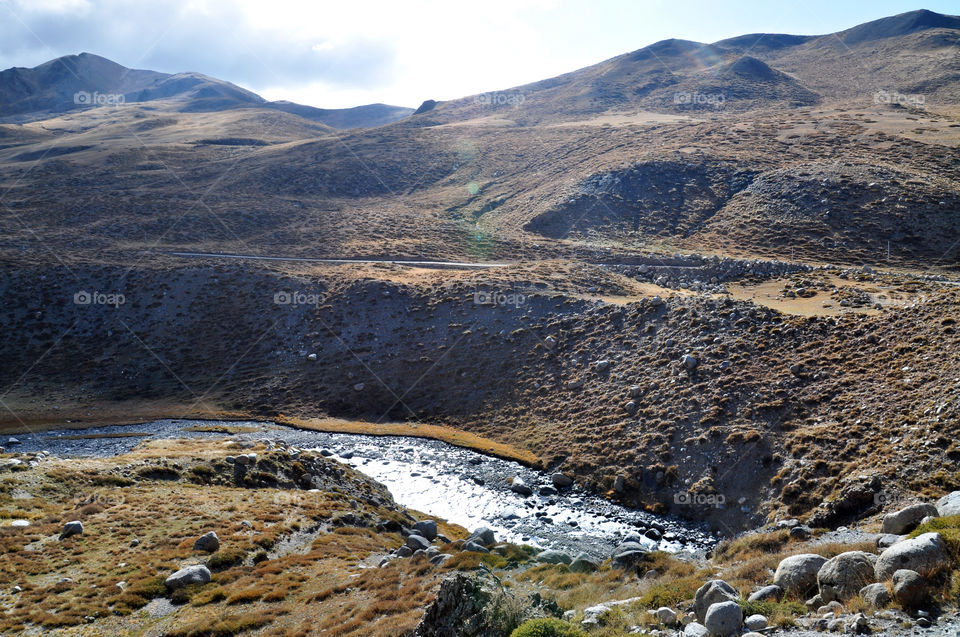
[
  {"left": 877, "top": 534, "right": 904, "bottom": 549},
  {"left": 875, "top": 532, "right": 951, "bottom": 580},
  {"left": 936, "top": 491, "right": 960, "bottom": 517},
  {"left": 613, "top": 475, "right": 626, "bottom": 492},
  {"left": 748, "top": 585, "right": 782, "bottom": 602},
  {"left": 510, "top": 477, "right": 533, "bottom": 496},
  {"left": 60, "top": 520, "right": 83, "bottom": 539},
  {"left": 744, "top": 614, "right": 768, "bottom": 631},
  {"left": 6, "top": 438, "right": 20, "bottom": 446},
  {"left": 789, "top": 525, "right": 812, "bottom": 540},
  {"left": 462, "top": 540, "right": 489, "bottom": 553},
  {"left": 594, "top": 360, "right": 611, "bottom": 372},
  {"left": 611, "top": 541, "right": 650, "bottom": 569},
  {"left": 681, "top": 354, "right": 699, "bottom": 370},
  {"left": 306, "top": 353, "right": 317, "bottom": 361},
  {"left": 773, "top": 554, "right": 827, "bottom": 597},
  {"left": 429, "top": 553, "right": 451, "bottom": 566},
  {"left": 396, "top": 546, "right": 413, "bottom": 557},
  {"left": 570, "top": 554, "right": 599, "bottom": 573},
  {"left": 193, "top": 531, "right": 219, "bottom": 553},
  {"left": 539, "top": 486, "right": 557, "bottom": 496},
  {"left": 859, "top": 583, "right": 891, "bottom": 608},
  {"left": 406, "top": 534, "right": 431, "bottom": 551},
  {"left": 684, "top": 622, "right": 709, "bottom": 637},
  {"left": 656, "top": 607, "right": 678, "bottom": 625},
  {"left": 704, "top": 601, "right": 742, "bottom": 636},
  {"left": 467, "top": 527, "right": 495, "bottom": 547},
  {"left": 805, "top": 593, "right": 824, "bottom": 611},
  {"left": 848, "top": 613, "right": 870, "bottom": 634},
  {"left": 693, "top": 580, "right": 739, "bottom": 622},
  {"left": 882, "top": 503, "right": 938, "bottom": 534},
  {"left": 551, "top": 473, "right": 574, "bottom": 488},
  {"left": 892, "top": 569, "right": 928, "bottom": 608},
  {"left": 413, "top": 520, "right": 438, "bottom": 541},
  {"left": 165, "top": 565, "right": 211, "bottom": 590},
  {"left": 537, "top": 550, "right": 572, "bottom": 565},
  {"left": 917, "top": 617, "right": 932, "bottom": 628},
  {"left": 818, "top": 551, "right": 877, "bottom": 602},
  {"left": 9, "top": 520, "right": 29, "bottom": 527}
]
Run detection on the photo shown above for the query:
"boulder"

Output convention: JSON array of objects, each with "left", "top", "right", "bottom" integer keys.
[
  {"left": 693, "top": 580, "right": 739, "bottom": 622},
  {"left": 936, "top": 491, "right": 960, "bottom": 517},
  {"left": 892, "top": 569, "right": 928, "bottom": 608},
  {"left": 704, "top": 601, "right": 742, "bottom": 636},
  {"left": 681, "top": 354, "right": 699, "bottom": 370},
  {"left": 875, "top": 532, "right": 951, "bottom": 580},
  {"left": 773, "top": 554, "right": 827, "bottom": 597},
  {"left": 747, "top": 585, "right": 782, "bottom": 602},
  {"left": 467, "top": 527, "right": 496, "bottom": 547},
  {"left": 60, "top": 520, "right": 83, "bottom": 539},
  {"left": 570, "top": 554, "right": 599, "bottom": 573},
  {"left": 165, "top": 565, "right": 211, "bottom": 590},
  {"left": 882, "top": 503, "right": 938, "bottom": 534},
  {"left": 684, "top": 622, "right": 709, "bottom": 637},
  {"left": 536, "top": 550, "right": 572, "bottom": 565},
  {"left": 510, "top": 477, "right": 533, "bottom": 496},
  {"left": 859, "top": 583, "right": 890, "bottom": 608},
  {"left": 551, "top": 473, "right": 574, "bottom": 488},
  {"left": 656, "top": 607, "right": 678, "bottom": 625},
  {"left": 406, "top": 534, "right": 431, "bottom": 551},
  {"left": 877, "top": 534, "right": 904, "bottom": 549},
  {"left": 818, "top": 551, "right": 877, "bottom": 602},
  {"left": 789, "top": 525, "right": 812, "bottom": 540},
  {"left": 611, "top": 542, "right": 649, "bottom": 569},
  {"left": 462, "top": 540, "right": 489, "bottom": 553},
  {"left": 413, "top": 520, "right": 438, "bottom": 541},
  {"left": 193, "top": 531, "right": 219, "bottom": 553},
  {"left": 744, "top": 614, "right": 768, "bottom": 631}
]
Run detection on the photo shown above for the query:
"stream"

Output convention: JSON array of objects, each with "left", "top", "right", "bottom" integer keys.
[{"left": 5, "top": 419, "right": 716, "bottom": 559}]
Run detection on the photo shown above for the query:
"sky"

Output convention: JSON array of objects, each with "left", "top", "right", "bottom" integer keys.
[{"left": 0, "top": 0, "right": 956, "bottom": 109}]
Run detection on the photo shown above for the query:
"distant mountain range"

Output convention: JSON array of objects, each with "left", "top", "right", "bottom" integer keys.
[{"left": 0, "top": 52, "right": 414, "bottom": 129}]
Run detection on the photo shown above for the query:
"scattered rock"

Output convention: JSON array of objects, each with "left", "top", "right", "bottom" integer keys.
[
  {"left": 882, "top": 503, "right": 938, "bottom": 535},
  {"left": 892, "top": 569, "right": 928, "bottom": 608},
  {"left": 406, "top": 534, "right": 431, "bottom": 551},
  {"left": 510, "top": 477, "right": 533, "bottom": 496},
  {"left": 192, "top": 531, "right": 219, "bottom": 553},
  {"left": 704, "top": 601, "right": 742, "bottom": 637},
  {"left": 551, "top": 473, "right": 573, "bottom": 488},
  {"left": 536, "top": 550, "right": 572, "bottom": 565},
  {"left": 859, "top": 583, "right": 891, "bottom": 608},
  {"left": 818, "top": 551, "right": 876, "bottom": 602},
  {"left": 413, "top": 520, "right": 438, "bottom": 541},
  {"left": 693, "top": 580, "right": 739, "bottom": 622},
  {"left": 877, "top": 534, "right": 904, "bottom": 549},
  {"left": 875, "top": 532, "right": 951, "bottom": 580},
  {"left": 467, "top": 527, "right": 495, "bottom": 547},
  {"left": 744, "top": 614, "right": 768, "bottom": 631},
  {"left": 773, "top": 553, "right": 827, "bottom": 597},
  {"left": 684, "top": 622, "right": 709, "bottom": 637},
  {"left": 570, "top": 554, "right": 599, "bottom": 573},
  {"left": 681, "top": 354, "right": 699, "bottom": 370},
  {"left": 462, "top": 541, "right": 489, "bottom": 553},
  {"left": 789, "top": 525, "right": 812, "bottom": 540},
  {"left": 935, "top": 491, "right": 960, "bottom": 517},
  {"left": 60, "top": 520, "right": 83, "bottom": 539},
  {"left": 656, "top": 607, "right": 678, "bottom": 625},
  {"left": 165, "top": 565, "right": 211, "bottom": 590},
  {"left": 747, "top": 585, "right": 782, "bottom": 602}
]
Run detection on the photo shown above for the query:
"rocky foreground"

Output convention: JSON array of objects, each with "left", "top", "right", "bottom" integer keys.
[{"left": 0, "top": 436, "right": 958, "bottom": 636}]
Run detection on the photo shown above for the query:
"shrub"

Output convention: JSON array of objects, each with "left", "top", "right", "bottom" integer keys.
[{"left": 511, "top": 618, "right": 587, "bottom": 637}]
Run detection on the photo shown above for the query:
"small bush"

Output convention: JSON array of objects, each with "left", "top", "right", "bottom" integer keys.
[
  {"left": 511, "top": 618, "right": 587, "bottom": 637},
  {"left": 206, "top": 548, "right": 245, "bottom": 571}
]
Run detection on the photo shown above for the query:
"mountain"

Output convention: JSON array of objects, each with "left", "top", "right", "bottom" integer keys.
[
  {"left": 0, "top": 52, "right": 413, "bottom": 129},
  {"left": 412, "top": 9, "right": 960, "bottom": 125}
]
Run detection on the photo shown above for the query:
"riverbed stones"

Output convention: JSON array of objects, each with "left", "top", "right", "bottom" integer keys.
[
  {"left": 693, "top": 580, "right": 739, "bottom": 622},
  {"left": 537, "top": 550, "right": 572, "bottom": 565},
  {"left": 165, "top": 565, "right": 211, "bottom": 590},
  {"left": 510, "top": 477, "right": 533, "bottom": 496},
  {"left": 704, "top": 601, "right": 742, "bottom": 636},
  {"left": 859, "top": 583, "right": 891, "bottom": 608},
  {"left": 193, "top": 531, "right": 219, "bottom": 553},
  {"left": 818, "top": 551, "right": 877, "bottom": 602},
  {"left": 60, "top": 520, "right": 83, "bottom": 539},
  {"left": 875, "top": 532, "right": 951, "bottom": 580},
  {"left": 892, "top": 569, "right": 928, "bottom": 608},
  {"left": 551, "top": 473, "right": 573, "bottom": 488},
  {"left": 413, "top": 520, "right": 438, "bottom": 541},
  {"left": 882, "top": 503, "right": 938, "bottom": 534},
  {"left": 936, "top": 491, "right": 960, "bottom": 517},
  {"left": 467, "top": 527, "right": 495, "bottom": 547},
  {"left": 773, "top": 554, "right": 826, "bottom": 597}
]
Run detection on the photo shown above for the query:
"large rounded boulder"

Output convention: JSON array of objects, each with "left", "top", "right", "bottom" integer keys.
[
  {"left": 881, "top": 503, "right": 938, "bottom": 535},
  {"left": 875, "top": 532, "right": 951, "bottom": 580},
  {"left": 817, "top": 551, "right": 877, "bottom": 602},
  {"left": 773, "top": 554, "right": 827, "bottom": 597},
  {"left": 693, "top": 580, "right": 739, "bottom": 622},
  {"left": 704, "top": 601, "right": 743, "bottom": 637}
]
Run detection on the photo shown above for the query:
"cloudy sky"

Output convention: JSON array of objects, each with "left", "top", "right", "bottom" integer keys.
[{"left": 1, "top": 0, "right": 956, "bottom": 109}]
